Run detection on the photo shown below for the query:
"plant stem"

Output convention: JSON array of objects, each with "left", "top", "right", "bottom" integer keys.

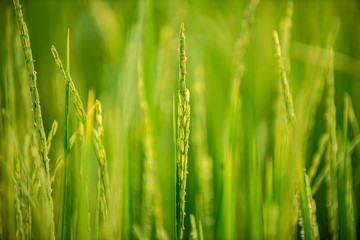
[
  {"left": 61, "top": 29, "right": 71, "bottom": 240},
  {"left": 12, "top": 0, "right": 55, "bottom": 238},
  {"left": 177, "top": 22, "right": 190, "bottom": 240}
]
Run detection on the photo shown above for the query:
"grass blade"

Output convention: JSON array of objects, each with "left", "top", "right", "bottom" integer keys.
[
  {"left": 308, "top": 133, "right": 329, "bottom": 183},
  {"left": 47, "top": 120, "right": 58, "bottom": 154},
  {"left": 339, "top": 94, "right": 357, "bottom": 240},
  {"left": 279, "top": 0, "right": 294, "bottom": 75},
  {"left": 61, "top": 29, "right": 71, "bottom": 240},
  {"left": 189, "top": 214, "right": 198, "bottom": 240},
  {"left": 173, "top": 93, "right": 177, "bottom": 239}
]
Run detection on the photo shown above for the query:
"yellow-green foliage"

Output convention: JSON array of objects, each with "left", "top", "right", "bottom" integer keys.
[{"left": 1, "top": 0, "right": 360, "bottom": 239}]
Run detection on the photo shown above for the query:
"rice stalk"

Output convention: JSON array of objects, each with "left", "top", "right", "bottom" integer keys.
[
  {"left": 61, "top": 29, "right": 71, "bottom": 240},
  {"left": 273, "top": 30, "right": 296, "bottom": 126},
  {"left": 272, "top": 29, "right": 296, "bottom": 239},
  {"left": 339, "top": 95, "right": 348, "bottom": 240},
  {"left": 224, "top": 0, "right": 259, "bottom": 151},
  {"left": 137, "top": 56, "right": 154, "bottom": 240},
  {"left": 12, "top": 0, "right": 50, "bottom": 178},
  {"left": 9, "top": 136, "right": 34, "bottom": 240},
  {"left": 51, "top": 46, "right": 86, "bottom": 124},
  {"left": 304, "top": 173, "right": 319, "bottom": 239},
  {"left": 172, "top": 93, "right": 177, "bottom": 239},
  {"left": 52, "top": 41, "right": 110, "bottom": 238},
  {"left": 21, "top": 136, "right": 32, "bottom": 240},
  {"left": 230, "top": 0, "right": 259, "bottom": 93},
  {"left": 272, "top": 8, "right": 295, "bottom": 225},
  {"left": 50, "top": 130, "right": 79, "bottom": 184},
  {"left": 176, "top": 22, "right": 190, "bottom": 240},
  {"left": 107, "top": 1, "right": 147, "bottom": 237},
  {"left": 348, "top": 98, "right": 359, "bottom": 136},
  {"left": 279, "top": 1, "right": 293, "bottom": 75},
  {"left": 295, "top": 124, "right": 312, "bottom": 240},
  {"left": 308, "top": 133, "right": 329, "bottom": 182},
  {"left": 293, "top": 23, "right": 339, "bottom": 175},
  {"left": 12, "top": 0, "right": 55, "bottom": 237},
  {"left": 274, "top": 29, "right": 315, "bottom": 240},
  {"left": 78, "top": 91, "right": 94, "bottom": 239},
  {"left": 14, "top": 131, "right": 54, "bottom": 239},
  {"left": 347, "top": 94, "right": 360, "bottom": 155},
  {"left": 93, "top": 100, "right": 109, "bottom": 222},
  {"left": 341, "top": 153, "right": 357, "bottom": 240},
  {"left": 311, "top": 135, "right": 360, "bottom": 195},
  {"left": 273, "top": 86, "right": 292, "bottom": 239},
  {"left": 138, "top": 55, "right": 167, "bottom": 239},
  {"left": 325, "top": 47, "right": 339, "bottom": 239},
  {"left": 263, "top": 157, "right": 276, "bottom": 239},
  {"left": 46, "top": 120, "right": 58, "bottom": 154},
  {"left": 14, "top": 157, "right": 25, "bottom": 240},
  {"left": 221, "top": 1, "right": 259, "bottom": 238},
  {"left": 249, "top": 138, "right": 263, "bottom": 239},
  {"left": 307, "top": 24, "right": 341, "bottom": 197},
  {"left": 339, "top": 94, "right": 357, "bottom": 240}
]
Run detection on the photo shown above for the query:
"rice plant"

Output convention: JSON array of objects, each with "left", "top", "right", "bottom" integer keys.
[
  {"left": 1, "top": 0, "right": 360, "bottom": 239},
  {"left": 176, "top": 22, "right": 191, "bottom": 240}
]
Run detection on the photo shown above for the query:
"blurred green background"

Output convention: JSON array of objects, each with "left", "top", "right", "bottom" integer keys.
[{"left": 1, "top": 0, "right": 360, "bottom": 239}]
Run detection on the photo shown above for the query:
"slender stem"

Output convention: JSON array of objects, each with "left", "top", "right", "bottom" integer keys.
[
  {"left": 177, "top": 22, "right": 190, "bottom": 240},
  {"left": 12, "top": 0, "right": 55, "bottom": 238},
  {"left": 173, "top": 93, "right": 177, "bottom": 239},
  {"left": 325, "top": 47, "right": 339, "bottom": 239},
  {"left": 61, "top": 29, "right": 71, "bottom": 240}
]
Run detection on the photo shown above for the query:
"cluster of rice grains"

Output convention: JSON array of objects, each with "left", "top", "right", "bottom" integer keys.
[
  {"left": 176, "top": 23, "right": 191, "bottom": 240},
  {"left": 51, "top": 43, "right": 110, "bottom": 237},
  {"left": 11, "top": 0, "right": 110, "bottom": 238},
  {"left": 12, "top": 0, "right": 55, "bottom": 238}
]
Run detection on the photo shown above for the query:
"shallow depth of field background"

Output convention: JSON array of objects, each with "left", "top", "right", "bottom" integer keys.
[{"left": 1, "top": 0, "right": 360, "bottom": 239}]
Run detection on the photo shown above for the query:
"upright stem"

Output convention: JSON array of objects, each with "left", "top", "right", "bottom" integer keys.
[
  {"left": 177, "top": 22, "right": 190, "bottom": 240},
  {"left": 62, "top": 29, "right": 71, "bottom": 240},
  {"left": 12, "top": 0, "right": 54, "bottom": 238}
]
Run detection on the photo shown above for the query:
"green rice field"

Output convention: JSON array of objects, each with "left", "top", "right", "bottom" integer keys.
[{"left": 0, "top": 0, "right": 360, "bottom": 239}]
